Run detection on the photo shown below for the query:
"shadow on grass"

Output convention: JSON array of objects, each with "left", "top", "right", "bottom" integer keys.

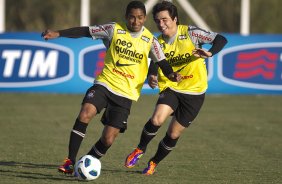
[
  {"left": 0, "top": 161, "right": 76, "bottom": 182},
  {"left": 102, "top": 168, "right": 142, "bottom": 174},
  {"left": 0, "top": 160, "right": 142, "bottom": 182},
  {"left": 0, "top": 161, "right": 56, "bottom": 169}
]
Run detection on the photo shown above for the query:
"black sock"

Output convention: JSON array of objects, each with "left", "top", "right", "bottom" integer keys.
[
  {"left": 68, "top": 118, "right": 88, "bottom": 162},
  {"left": 137, "top": 119, "right": 160, "bottom": 152},
  {"left": 151, "top": 133, "right": 179, "bottom": 164},
  {"left": 87, "top": 139, "right": 111, "bottom": 159}
]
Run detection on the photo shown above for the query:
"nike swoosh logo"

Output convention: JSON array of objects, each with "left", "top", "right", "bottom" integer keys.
[
  {"left": 176, "top": 62, "right": 191, "bottom": 72},
  {"left": 116, "top": 60, "right": 136, "bottom": 67},
  {"left": 176, "top": 65, "right": 186, "bottom": 72}
]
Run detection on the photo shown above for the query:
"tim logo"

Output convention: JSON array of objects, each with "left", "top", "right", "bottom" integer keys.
[
  {"left": 218, "top": 43, "right": 282, "bottom": 90},
  {"left": 0, "top": 40, "right": 74, "bottom": 87},
  {"left": 79, "top": 44, "right": 106, "bottom": 83}
]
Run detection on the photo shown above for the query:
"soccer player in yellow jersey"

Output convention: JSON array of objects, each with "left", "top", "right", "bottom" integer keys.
[
  {"left": 42, "top": 1, "right": 181, "bottom": 175},
  {"left": 125, "top": 1, "right": 227, "bottom": 175}
]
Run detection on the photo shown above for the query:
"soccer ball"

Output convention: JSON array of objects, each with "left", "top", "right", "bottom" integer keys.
[{"left": 74, "top": 155, "right": 101, "bottom": 180}]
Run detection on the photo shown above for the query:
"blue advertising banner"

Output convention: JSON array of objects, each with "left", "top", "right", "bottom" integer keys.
[
  {"left": 209, "top": 34, "right": 282, "bottom": 94},
  {"left": 0, "top": 32, "right": 281, "bottom": 94}
]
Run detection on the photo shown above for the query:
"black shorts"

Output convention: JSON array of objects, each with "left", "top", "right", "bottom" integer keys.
[
  {"left": 82, "top": 84, "right": 132, "bottom": 133},
  {"left": 156, "top": 88, "right": 205, "bottom": 127}
]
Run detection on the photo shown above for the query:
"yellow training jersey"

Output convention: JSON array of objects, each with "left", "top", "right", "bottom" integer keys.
[
  {"left": 95, "top": 22, "right": 153, "bottom": 101},
  {"left": 157, "top": 25, "right": 208, "bottom": 94}
]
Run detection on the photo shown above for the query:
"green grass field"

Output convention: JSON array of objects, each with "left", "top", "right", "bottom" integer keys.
[{"left": 0, "top": 93, "right": 281, "bottom": 184}]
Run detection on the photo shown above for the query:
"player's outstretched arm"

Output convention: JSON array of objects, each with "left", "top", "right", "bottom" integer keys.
[
  {"left": 41, "top": 27, "right": 91, "bottom": 40},
  {"left": 192, "top": 48, "right": 212, "bottom": 59},
  {"left": 41, "top": 30, "right": 59, "bottom": 40},
  {"left": 192, "top": 34, "right": 227, "bottom": 58}
]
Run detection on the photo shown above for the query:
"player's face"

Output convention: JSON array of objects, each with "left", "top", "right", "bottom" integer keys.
[
  {"left": 126, "top": 8, "right": 146, "bottom": 32},
  {"left": 154, "top": 10, "right": 178, "bottom": 38}
]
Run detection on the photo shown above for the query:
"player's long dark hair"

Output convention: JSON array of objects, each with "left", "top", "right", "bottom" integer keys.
[
  {"left": 152, "top": 1, "right": 180, "bottom": 25},
  {"left": 126, "top": 1, "right": 146, "bottom": 17}
]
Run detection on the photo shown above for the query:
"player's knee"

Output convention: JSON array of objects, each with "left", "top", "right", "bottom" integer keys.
[
  {"left": 101, "top": 136, "right": 115, "bottom": 147},
  {"left": 168, "top": 131, "right": 181, "bottom": 140},
  {"left": 167, "top": 128, "right": 182, "bottom": 139},
  {"left": 151, "top": 116, "right": 165, "bottom": 126},
  {"left": 79, "top": 106, "right": 97, "bottom": 123},
  {"left": 78, "top": 112, "right": 93, "bottom": 123}
]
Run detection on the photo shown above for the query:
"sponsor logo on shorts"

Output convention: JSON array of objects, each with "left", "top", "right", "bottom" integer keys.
[
  {"left": 87, "top": 90, "right": 95, "bottom": 98},
  {"left": 159, "top": 93, "right": 165, "bottom": 99}
]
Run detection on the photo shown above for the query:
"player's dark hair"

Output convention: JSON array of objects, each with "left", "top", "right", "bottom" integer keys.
[
  {"left": 125, "top": 1, "right": 146, "bottom": 17},
  {"left": 152, "top": 1, "right": 179, "bottom": 25}
]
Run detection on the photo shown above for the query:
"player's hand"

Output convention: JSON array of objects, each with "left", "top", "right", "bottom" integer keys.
[
  {"left": 148, "top": 75, "right": 158, "bottom": 89},
  {"left": 192, "top": 48, "right": 212, "bottom": 58},
  {"left": 41, "top": 29, "right": 60, "bottom": 40},
  {"left": 167, "top": 72, "right": 182, "bottom": 82}
]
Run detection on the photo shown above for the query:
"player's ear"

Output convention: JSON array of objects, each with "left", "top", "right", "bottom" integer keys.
[{"left": 174, "top": 17, "right": 178, "bottom": 23}]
